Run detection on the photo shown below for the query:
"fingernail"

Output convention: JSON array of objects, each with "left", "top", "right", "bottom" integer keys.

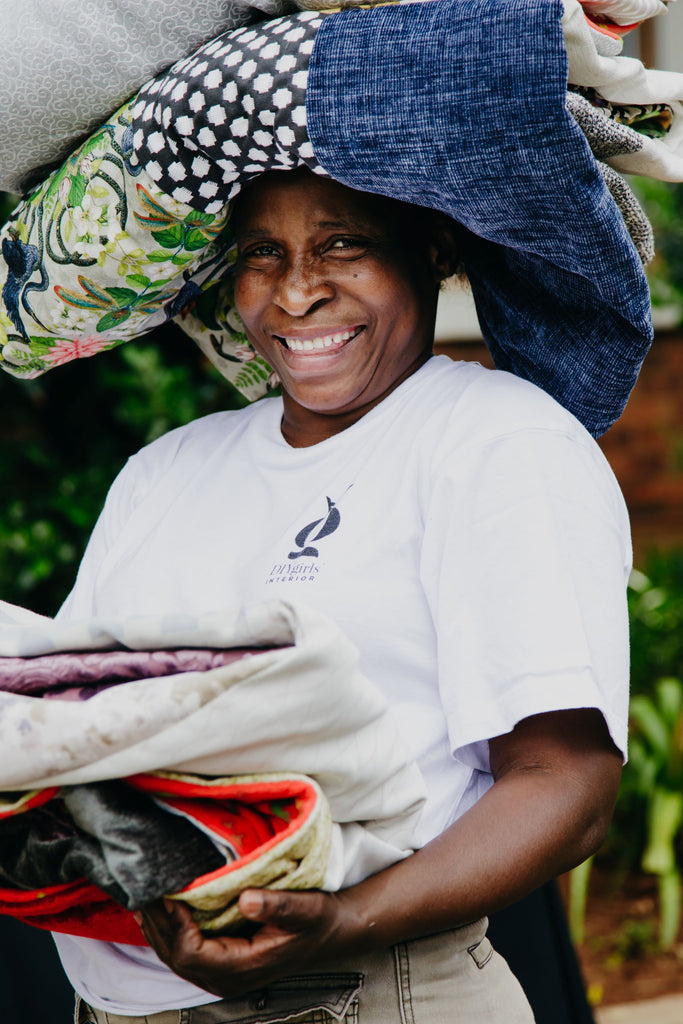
[{"left": 241, "top": 890, "right": 265, "bottom": 917}]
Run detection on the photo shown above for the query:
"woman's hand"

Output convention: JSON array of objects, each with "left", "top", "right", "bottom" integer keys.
[{"left": 135, "top": 887, "right": 358, "bottom": 1000}]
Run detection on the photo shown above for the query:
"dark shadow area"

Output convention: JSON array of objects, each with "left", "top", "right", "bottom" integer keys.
[{"left": 0, "top": 916, "right": 74, "bottom": 1023}]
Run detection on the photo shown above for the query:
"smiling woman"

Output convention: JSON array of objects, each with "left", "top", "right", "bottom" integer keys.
[
  {"left": 52, "top": 167, "right": 632, "bottom": 1024},
  {"left": 231, "top": 169, "right": 459, "bottom": 445}
]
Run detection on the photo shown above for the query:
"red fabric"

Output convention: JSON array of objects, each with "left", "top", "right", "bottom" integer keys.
[{"left": 0, "top": 773, "right": 319, "bottom": 944}]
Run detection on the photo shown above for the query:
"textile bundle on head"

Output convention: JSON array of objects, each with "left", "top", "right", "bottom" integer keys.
[
  {"left": 0, "top": 598, "right": 425, "bottom": 943},
  {"left": 1, "top": 0, "right": 681, "bottom": 434}
]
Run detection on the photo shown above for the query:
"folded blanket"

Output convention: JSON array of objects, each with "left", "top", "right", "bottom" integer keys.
[
  {"left": 0, "top": 770, "right": 331, "bottom": 944},
  {"left": 0, "top": 598, "right": 426, "bottom": 913},
  {"left": 564, "top": 0, "right": 683, "bottom": 180}
]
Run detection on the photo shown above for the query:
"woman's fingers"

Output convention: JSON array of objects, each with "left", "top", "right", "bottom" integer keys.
[
  {"left": 135, "top": 899, "right": 202, "bottom": 962},
  {"left": 238, "top": 888, "right": 333, "bottom": 930},
  {"left": 133, "top": 890, "right": 346, "bottom": 999}
]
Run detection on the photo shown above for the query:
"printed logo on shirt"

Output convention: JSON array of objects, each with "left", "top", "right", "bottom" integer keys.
[
  {"left": 265, "top": 496, "right": 341, "bottom": 585},
  {"left": 288, "top": 497, "right": 340, "bottom": 559}
]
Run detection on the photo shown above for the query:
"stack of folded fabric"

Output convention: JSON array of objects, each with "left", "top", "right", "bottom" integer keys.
[{"left": 0, "top": 598, "right": 425, "bottom": 944}]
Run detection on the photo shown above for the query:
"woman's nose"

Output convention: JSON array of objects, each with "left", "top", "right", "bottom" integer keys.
[{"left": 273, "top": 259, "right": 334, "bottom": 316}]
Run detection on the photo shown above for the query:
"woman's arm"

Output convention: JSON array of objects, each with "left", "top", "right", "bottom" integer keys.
[{"left": 136, "top": 705, "right": 621, "bottom": 998}]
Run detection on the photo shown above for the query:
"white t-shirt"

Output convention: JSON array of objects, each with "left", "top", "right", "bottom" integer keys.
[{"left": 54, "top": 355, "right": 632, "bottom": 1013}]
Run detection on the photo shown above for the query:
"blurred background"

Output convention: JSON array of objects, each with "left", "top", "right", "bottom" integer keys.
[{"left": 1, "top": 11, "right": 683, "bottom": 1021}]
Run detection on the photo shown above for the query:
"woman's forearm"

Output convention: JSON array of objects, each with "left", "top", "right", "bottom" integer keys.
[
  {"left": 332, "top": 736, "right": 620, "bottom": 955},
  {"left": 137, "top": 707, "right": 622, "bottom": 998}
]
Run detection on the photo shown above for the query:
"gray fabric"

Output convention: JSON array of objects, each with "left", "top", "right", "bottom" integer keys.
[
  {"left": 0, "top": 0, "right": 295, "bottom": 194},
  {"left": 566, "top": 89, "right": 645, "bottom": 161},
  {"left": 0, "top": 782, "right": 226, "bottom": 908},
  {"left": 566, "top": 90, "right": 654, "bottom": 264},
  {"left": 598, "top": 161, "right": 655, "bottom": 265}
]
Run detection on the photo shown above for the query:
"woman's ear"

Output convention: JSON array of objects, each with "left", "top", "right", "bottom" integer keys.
[{"left": 428, "top": 222, "right": 461, "bottom": 284}]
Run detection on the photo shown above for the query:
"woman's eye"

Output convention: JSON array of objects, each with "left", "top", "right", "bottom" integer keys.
[
  {"left": 327, "top": 237, "right": 367, "bottom": 255},
  {"left": 247, "top": 244, "right": 279, "bottom": 258},
  {"left": 237, "top": 242, "right": 281, "bottom": 264}
]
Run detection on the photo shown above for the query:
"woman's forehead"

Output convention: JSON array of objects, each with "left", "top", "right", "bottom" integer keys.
[{"left": 232, "top": 170, "right": 400, "bottom": 237}]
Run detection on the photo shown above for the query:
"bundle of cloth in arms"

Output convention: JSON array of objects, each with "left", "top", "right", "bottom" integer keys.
[{"left": 0, "top": 598, "right": 425, "bottom": 943}]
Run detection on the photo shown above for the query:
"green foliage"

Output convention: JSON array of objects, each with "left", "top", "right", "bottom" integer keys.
[
  {"left": 628, "top": 677, "right": 683, "bottom": 948},
  {"left": 571, "top": 558, "right": 683, "bottom": 949},
  {"left": 629, "top": 553, "right": 683, "bottom": 697},
  {"left": 636, "top": 178, "right": 683, "bottom": 323}
]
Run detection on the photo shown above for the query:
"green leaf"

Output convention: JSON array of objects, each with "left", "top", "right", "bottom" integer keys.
[
  {"left": 658, "top": 869, "right": 682, "bottom": 950},
  {"left": 630, "top": 694, "right": 671, "bottom": 763},
  {"left": 146, "top": 251, "right": 173, "bottom": 263},
  {"left": 104, "top": 287, "right": 137, "bottom": 305},
  {"left": 151, "top": 225, "right": 184, "bottom": 249},
  {"left": 68, "top": 175, "right": 87, "bottom": 208},
  {"left": 642, "top": 787, "right": 683, "bottom": 875},
  {"left": 189, "top": 210, "right": 217, "bottom": 226},
  {"left": 96, "top": 308, "right": 132, "bottom": 332},
  {"left": 126, "top": 274, "right": 151, "bottom": 289},
  {"left": 657, "top": 677, "right": 683, "bottom": 733},
  {"left": 184, "top": 227, "right": 210, "bottom": 252}
]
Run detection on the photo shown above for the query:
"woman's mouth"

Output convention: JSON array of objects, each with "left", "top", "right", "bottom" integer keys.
[{"left": 275, "top": 326, "right": 365, "bottom": 352}]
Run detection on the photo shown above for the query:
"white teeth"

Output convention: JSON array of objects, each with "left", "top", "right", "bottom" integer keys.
[{"left": 281, "top": 328, "right": 360, "bottom": 351}]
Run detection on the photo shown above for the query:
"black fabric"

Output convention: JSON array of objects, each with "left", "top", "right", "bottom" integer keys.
[
  {"left": 0, "top": 916, "right": 74, "bottom": 1023},
  {"left": 0, "top": 781, "right": 226, "bottom": 908},
  {"left": 488, "top": 882, "right": 595, "bottom": 1024},
  {"left": 132, "top": 11, "right": 324, "bottom": 212}
]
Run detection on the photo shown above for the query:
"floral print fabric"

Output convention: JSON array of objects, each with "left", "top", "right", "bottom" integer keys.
[{"left": 0, "top": 99, "right": 237, "bottom": 381}]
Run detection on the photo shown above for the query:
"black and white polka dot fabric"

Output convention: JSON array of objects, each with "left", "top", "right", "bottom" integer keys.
[{"left": 130, "top": 11, "right": 327, "bottom": 214}]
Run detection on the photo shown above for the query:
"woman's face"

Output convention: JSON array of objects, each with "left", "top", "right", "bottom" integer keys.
[{"left": 233, "top": 170, "right": 444, "bottom": 445}]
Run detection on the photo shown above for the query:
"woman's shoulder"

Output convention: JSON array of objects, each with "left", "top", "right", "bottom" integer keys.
[
  {"left": 127, "top": 398, "right": 280, "bottom": 474},
  {"left": 417, "top": 356, "right": 595, "bottom": 448}
]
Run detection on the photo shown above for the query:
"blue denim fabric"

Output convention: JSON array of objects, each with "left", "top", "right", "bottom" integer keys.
[{"left": 306, "top": 0, "right": 653, "bottom": 437}]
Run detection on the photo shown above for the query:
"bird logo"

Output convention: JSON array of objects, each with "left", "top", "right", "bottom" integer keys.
[{"left": 288, "top": 497, "right": 340, "bottom": 559}]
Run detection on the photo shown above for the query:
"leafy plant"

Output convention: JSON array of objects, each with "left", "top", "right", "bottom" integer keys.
[
  {"left": 627, "top": 676, "right": 683, "bottom": 949},
  {"left": 570, "top": 558, "right": 683, "bottom": 948},
  {"left": 629, "top": 557, "right": 683, "bottom": 697},
  {"left": 635, "top": 178, "right": 683, "bottom": 323}
]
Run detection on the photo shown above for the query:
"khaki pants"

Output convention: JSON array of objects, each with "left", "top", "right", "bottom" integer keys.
[{"left": 75, "top": 919, "right": 534, "bottom": 1023}]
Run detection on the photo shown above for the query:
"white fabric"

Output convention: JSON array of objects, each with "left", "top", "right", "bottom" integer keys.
[
  {"left": 580, "top": 0, "right": 670, "bottom": 25},
  {"left": 49, "top": 355, "right": 631, "bottom": 1014},
  {"left": 0, "top": 600, "right": 424, "bottom": 858},
  {"left": 564, "top": 0, "right": 683, "bottom": 180}
]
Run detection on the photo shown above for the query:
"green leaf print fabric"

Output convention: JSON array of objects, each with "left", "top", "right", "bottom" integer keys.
[{"left": 0, "top": 100, "right": 277, "bottom": 403}]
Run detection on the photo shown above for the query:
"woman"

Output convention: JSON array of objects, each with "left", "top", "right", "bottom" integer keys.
[{"left": 59, "top": 168, "right": 629, "bottom": 1023}]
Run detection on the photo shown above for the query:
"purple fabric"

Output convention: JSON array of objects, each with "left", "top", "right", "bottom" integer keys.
[{"left": 0, "top": 647, "right": 277, "bottom": 700}]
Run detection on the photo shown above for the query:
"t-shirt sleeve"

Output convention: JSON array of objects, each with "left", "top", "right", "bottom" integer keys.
[
  {"left": 56, "top": 455, "right": 147, "bottom": 622},
  {"left": 419, "top": 420, "right": 632, "bottom": 771}
]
